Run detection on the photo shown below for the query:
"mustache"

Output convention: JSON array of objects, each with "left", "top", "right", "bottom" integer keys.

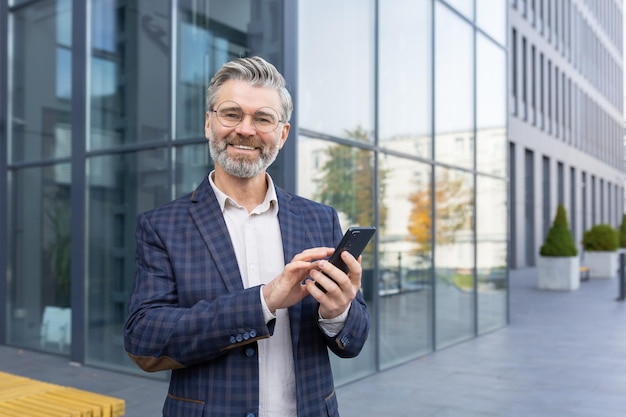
[{"left": 224, "top": 134, "right": 263, "bottom": 149}]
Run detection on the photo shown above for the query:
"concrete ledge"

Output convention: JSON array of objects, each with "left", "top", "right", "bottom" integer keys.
[{"left": 0, "top": 371, "right": 125, "bottom": 417}]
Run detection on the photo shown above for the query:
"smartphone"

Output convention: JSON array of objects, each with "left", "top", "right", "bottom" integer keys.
[{"left": 315, "top": 226, "right": 376, "bottom": 292}]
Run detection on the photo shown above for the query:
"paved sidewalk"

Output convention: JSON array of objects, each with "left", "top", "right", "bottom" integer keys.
[{"left": 1, "top": 268, "right": 625, "bottom": 416}]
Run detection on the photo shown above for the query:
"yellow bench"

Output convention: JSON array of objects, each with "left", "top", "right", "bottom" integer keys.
[
  {"left": 0, "top": 371, "right": 125, "bottom": 417},
  {"left": 580, "top": 266, "right": 590, "bottom": 282}
]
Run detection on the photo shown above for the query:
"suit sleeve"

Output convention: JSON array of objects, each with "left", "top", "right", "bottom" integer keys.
[
  {"left": 123, "top": 212, "right": 274, "bottom": 372},
  {"left": 323, "top": 213, "right": 371, "bottom": 358}
]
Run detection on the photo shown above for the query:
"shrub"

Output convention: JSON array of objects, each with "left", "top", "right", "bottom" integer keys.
[
  {"left": 582, "top": 224, "right": 619, "bottom": 252},
  {"left": 540, "top": 204, "right": 578, "bottom": 257},
  {"left": 619, "top": 214, "right": 626, "bottom": 248}
]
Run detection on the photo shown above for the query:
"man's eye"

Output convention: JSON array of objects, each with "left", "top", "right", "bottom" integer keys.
[
  {"left": 255, "top": 117, "right": 273, "bottom": 125},
  {"left": 222, "top": 112, "right": 241, "bottom": 120}
]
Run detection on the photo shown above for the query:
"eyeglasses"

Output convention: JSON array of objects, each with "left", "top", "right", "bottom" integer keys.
[{"left": 211, "top": 101, "right": 285, "bottom": 133}]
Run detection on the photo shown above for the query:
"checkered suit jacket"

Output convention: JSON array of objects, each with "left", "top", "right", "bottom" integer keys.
[{"left": 124, "top": 176, "right": 370, "bottom": 417}]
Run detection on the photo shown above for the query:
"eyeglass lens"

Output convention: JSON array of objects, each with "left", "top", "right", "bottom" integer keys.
[{"left": 215, "top": 101, "right": 281, "bottom": 133}]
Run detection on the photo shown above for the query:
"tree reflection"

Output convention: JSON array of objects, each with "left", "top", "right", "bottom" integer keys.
[
  {"left": 314, "top": 126, "right": 387, "bottom": 267},
  {"left": 407, "top": 169, "right": 472, "bottom": 260}
]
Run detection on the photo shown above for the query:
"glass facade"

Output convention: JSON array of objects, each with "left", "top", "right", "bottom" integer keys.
[{"left": 1, "top": 0, "right": 509, "bottom": 383}]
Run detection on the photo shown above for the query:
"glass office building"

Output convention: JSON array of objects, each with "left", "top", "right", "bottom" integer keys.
[
  {"left": 508, "top": 0, "right": 624, "bottom": 268},
  {"left": 0, "top": 0, "right": 508, "bottom": 384}
]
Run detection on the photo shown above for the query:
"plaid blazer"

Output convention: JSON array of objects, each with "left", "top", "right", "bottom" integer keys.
[{"left": 124, "top": 177, "right": 370, "bottom": 417}]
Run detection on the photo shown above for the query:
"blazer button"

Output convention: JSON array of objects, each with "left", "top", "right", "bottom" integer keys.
[
  {"left": 243, "top": 332, "right": 250, "bottom": 340},
  {"left": 230, "top": 336, "right": 237, "bottom": 344},
  {"left": 245, "top": 347, "right": 256, "bottom": 357},
  {"left": 236, "top": 334, "right": 243, "bottom": 343},
  {"left": 245, "top": 413, "right": 255, "bottom": 417},
  {"left": 249, "top": 329, "right": 257, "bottom": 338}
]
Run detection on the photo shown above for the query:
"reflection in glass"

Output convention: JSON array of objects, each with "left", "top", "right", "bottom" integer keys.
[
  {"left": 10, "top": 0, "right": 72, "bottom": 162},
  {"left": 476, "top": 0, "right": 507, "bottom": 45},
  {"left": 434, "top": 167, "right": 474, "bottom": 349},
  {"left": 379, "top": 154, "right": 433, "bottom": 369},
  {"left": 476, "top": 34, "right": 507, "bottom": 177},
  {"left": 445, "top": 0, "right": 474, "bottom": 21},
  {"left": 476, "top": 176, "right": 508, "bottom": 334},
  {"left": 8, "top": 165, "right": 72, "bottom": 354},
  {"left": 175, "top": 0, "right": 285, "bottom": 139},
  {"left": 298, "top": 0, "right": 375, "bottom": 140},
  {"left": 297, "top": 135, "right": 376, "bottom": 384},
  {"left": 86, "top": 150, "right": 170, "bottom": 368},
  {"left": 90, "top": 0, "right": 171, "bottom": 150},
  {"left": 379, "top": 0, "right": 432, "bottom": 159},
  {"left": 176, "top": 0, "right": 252, "bottom": 139},
  {"left": 434, "top": 4, "right": 474, "bottom": 169},
  {"left": 175, "top": 143, "right": 213, "bottom": 197}
]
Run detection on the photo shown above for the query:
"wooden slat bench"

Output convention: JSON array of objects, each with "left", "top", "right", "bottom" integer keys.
[
  {"left": 0, "top": 371, "right": 125, "bottom": 417},
  {"left": 580, "top": 266, "right": 590, "bottom": 282}
]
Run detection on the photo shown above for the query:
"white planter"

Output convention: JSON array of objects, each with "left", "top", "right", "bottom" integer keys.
[
  {"left": 584, "top": 251, "right": 618, "bottom": 279},
  {"left": 537, "top": 256, "right": 580, "bottom": 291}
]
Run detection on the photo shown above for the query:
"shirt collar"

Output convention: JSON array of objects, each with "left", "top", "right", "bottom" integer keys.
[{"left": 207, "top": 170, "right": 279, "bottom": 215}]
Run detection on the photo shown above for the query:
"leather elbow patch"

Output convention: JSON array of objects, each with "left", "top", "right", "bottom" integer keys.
[{"left": 127, "top": 352, "right": 185, "bottom": 372}]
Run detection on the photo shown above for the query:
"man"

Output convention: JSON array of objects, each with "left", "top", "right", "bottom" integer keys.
[{"left": 124, "top": 56, "right": 370, "bottom": 417}]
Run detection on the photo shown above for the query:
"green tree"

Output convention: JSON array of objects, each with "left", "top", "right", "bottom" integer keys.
[
  {"left": 45, "top": 187, "right": 71, "bottom": 307},
  {"left": 582, "top": 224, "right": 619, "bottom": 252},
  {"left": 540, "top": 204, "right": 578, "bottom": 257}
]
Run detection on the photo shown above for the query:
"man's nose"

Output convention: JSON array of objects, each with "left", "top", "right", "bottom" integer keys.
[{"left": 235, "top": 114, "right": 257, "bottom": 135}]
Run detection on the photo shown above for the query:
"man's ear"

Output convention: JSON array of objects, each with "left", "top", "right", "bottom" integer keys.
[
  {"left": 279, "top": 122, "right": 291, "bottom": 149},
  {"left": 204, "top": 111, "right": 212, "bottom": 140}
]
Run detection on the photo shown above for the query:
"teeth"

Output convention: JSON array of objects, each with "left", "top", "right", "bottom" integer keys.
[{"left": 233, "top": 145, "right": 256, "bottom": 151}]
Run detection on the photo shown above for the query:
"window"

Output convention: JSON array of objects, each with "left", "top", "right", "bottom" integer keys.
[
  {"left": 542, "top": 156, "right": 551, "bottom": 239},
  {"left": 525, "top": 149, "right": 536, "bottom": 266},
  {"left": 531, "top": 45, "right": 536, "bottom": 124},
  {"left": 591, "top": 175, "right": 596, "bottom": 224},
  {"left": 557, "top": 161, "right": 564, "bottom": 205},
  {"left": 522, "top": 37, "right": 528, "bottom": 119},
  {"left": 547, "top": 60, "right": 552, "bottom": 133},
  {"left": 582, "top": 172, "right": 588, "bottom": 231},
  {"left": 539, "top": 53, "right": 546, "bottom": 130},
  {"left": 570, "top": 167, "right": 576, "bottom": 243},
  {"left": 512, "top": 28, "right": 518, "bottom": 115}
]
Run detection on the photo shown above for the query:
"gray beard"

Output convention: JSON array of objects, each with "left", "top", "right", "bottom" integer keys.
[{"left": 208, "top": 128, "right": 279, "bottom": 179}]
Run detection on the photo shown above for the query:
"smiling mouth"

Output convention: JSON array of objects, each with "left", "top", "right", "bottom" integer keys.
[{"left": 231, "top": 144, "right": 257, "bottom": 151}]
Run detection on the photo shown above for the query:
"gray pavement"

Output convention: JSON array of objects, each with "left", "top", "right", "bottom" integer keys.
[{"left": 2, "top": 268, "right": 626, "bottom": 416}]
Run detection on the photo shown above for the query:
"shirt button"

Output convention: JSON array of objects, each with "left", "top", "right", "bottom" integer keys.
[
  {"left": 245, "top": 347, "right": 256, "bottom": 357},
  {"left": 250, "top": 264, "right": 257, "bottom": 271}
]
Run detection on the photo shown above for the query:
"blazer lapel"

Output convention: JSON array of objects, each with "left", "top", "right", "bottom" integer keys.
[
  {"left": 188, "top": 178, "right": 243, "bottom": 293},
  {"left": 277, "top": 188, "right": 309, "bottom": 351}
]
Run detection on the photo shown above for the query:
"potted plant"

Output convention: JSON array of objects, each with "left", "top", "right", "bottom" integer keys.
[
  {"left": 537, "top": 204, "right": 579, "bottom": 290},
  {"left": 582, "top": 223, "right": 619, "bottom": 279}
]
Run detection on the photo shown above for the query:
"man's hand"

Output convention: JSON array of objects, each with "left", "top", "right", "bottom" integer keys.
[
  {"left": 262, "top": 247, "right": 333, "bottom": 314},
  {"left": 305, "top": 250, "right": 362, "bottom": 319}
]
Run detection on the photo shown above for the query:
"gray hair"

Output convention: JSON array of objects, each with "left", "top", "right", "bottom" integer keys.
[{"left": 206, "top": 56, "right": 293, "bottom": 122}]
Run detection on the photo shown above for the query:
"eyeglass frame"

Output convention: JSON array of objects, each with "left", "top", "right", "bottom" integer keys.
[{"left": 209, "top": 101, "right": 287, "bottom": 133}]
